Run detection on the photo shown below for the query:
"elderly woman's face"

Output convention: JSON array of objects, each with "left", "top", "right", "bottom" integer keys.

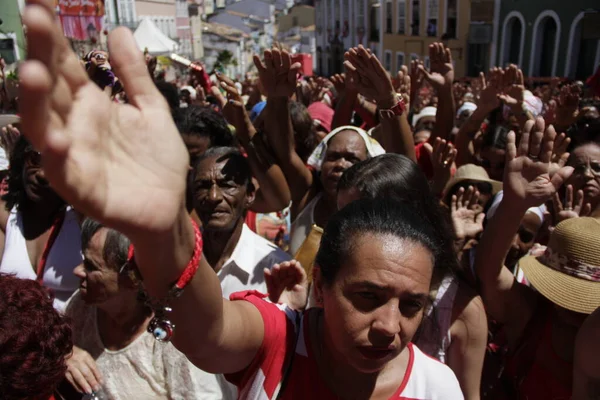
[
  {"left": 74, "top": 228, "right": 121, "bottom": 305},
  {"left": 315, "top": 233, "right": 433, "bottom": 373},
  {"left": 320, "top": 131, "right": 368, "bottom": 198},
  {"left": 566, "top": 143, "right": 600, "bottom": 209}
]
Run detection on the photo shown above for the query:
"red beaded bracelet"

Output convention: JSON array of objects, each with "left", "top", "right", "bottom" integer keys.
[{"left": 127, "top": 219, "right": 203, "bottom": 342}]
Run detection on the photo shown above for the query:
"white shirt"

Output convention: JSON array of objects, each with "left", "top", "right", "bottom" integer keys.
[
  {"left": 218, "top": 224, "right": 291, "bottom": 299},
  {"left": 66, "top": 292, "right": 236, "bottom": 400}
]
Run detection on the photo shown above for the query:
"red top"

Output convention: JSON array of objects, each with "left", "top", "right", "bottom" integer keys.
[
  {"left": 415, "top": 142, "right": 434, "bottom": 179},
  {"left": 225, "top": 291, "right": 463, "bottom": 400},
  {"left": 504, "top": 301, "right": 572, "bottom": 400}
]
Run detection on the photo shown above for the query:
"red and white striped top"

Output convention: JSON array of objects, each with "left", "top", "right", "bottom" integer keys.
[{"left": 226, "top": 291, "right": 464, "bottom": 400}]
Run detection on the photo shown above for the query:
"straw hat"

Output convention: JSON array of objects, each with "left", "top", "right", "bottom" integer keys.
[
  {"left": 442, "top": 164, "right": 502, "bottom": 205},
  {"left": 519, "top": 217, "right": 600, "bottom": 314},
  {"left": 0, "top": 114, "right": 19, "bottom": 129}
]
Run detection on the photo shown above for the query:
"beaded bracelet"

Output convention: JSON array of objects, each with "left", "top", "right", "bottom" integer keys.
[{"left": 127, "top": 219, "right": 203, "bottom": 342}]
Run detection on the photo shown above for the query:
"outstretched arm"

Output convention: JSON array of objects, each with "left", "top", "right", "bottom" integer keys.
[
  {"left": 344, "top": 45, "right": 415, "bottom": 160},
  {"left": 419, "top": 43, "right": 455, "bottom": 142},
  {"left": 254, "top": 49, "right": 315, "bottom": 218},
  {"left": 474, "top": 118, "right": 572, "bottom": 342},
  {"left": 19, "top": 0, "right": 264, "bottom": 374},
  {"left": 216, "top": 72, "right": 291, "bottom": 213}
]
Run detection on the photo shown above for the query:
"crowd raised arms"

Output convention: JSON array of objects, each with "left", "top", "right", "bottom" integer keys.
[{"left": 0, "top": 0, "right": 598, "bottom": 399}]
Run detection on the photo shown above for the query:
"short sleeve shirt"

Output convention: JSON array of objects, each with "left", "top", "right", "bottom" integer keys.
[{"left": 226, "top": 292, "right": 464, "bottom": 400}]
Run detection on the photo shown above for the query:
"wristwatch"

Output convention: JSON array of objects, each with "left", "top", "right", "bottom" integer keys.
[{"left": 378, "top": 96, "right": 407, "bottom": 120}]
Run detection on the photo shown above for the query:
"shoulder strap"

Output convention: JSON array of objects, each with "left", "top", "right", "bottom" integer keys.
[{"left": 36, "top": 211, "right": 66, "bottom": 282}]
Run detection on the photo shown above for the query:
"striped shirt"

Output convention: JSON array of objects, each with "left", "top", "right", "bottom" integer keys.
[{"left": 226, "top": 291, "right": 464, "bottom": 400}]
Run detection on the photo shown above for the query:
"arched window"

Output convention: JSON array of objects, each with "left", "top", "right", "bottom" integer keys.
[
  {"left": 529, "top": 11, "right": 561, "bottom": 77},
  {"left": 500, "top": 12, "right": 525, "bottom": 67}
]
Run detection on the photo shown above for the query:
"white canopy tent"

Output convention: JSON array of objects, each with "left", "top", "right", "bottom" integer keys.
[{"left": 133, "top": 18, "right": 179, "bottom": 55}]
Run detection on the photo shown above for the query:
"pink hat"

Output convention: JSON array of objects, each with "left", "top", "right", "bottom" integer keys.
[{"left": 307, "top": 102, "right": 334, "bottom": 133}]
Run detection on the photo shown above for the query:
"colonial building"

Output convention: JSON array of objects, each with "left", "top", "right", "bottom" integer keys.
[
  {"left": 176, "top": 0, "right": 193, "bottom": 57},
  {"left": 379, "top": 0, "right": 472, "bottom": 77},
  {"left": 0, "top": 0, "right": 25, "bottom": 63},
  {"left": 277, "top": 5, "right": 316, "bottom": 66},
  {"left": 494, "top": 0, "right": 599, "bottom": 79},
  {"left": 201, "top": 21, "right": 251, "bottom": 77},
  {"left": 135, "top": 0, "right": 178, "bottom": 38},
  {"left": 314, "top": 0, "right": 473, "bottom": 77}
]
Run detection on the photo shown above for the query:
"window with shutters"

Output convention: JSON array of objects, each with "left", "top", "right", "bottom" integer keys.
[{"left": 397, "top": 0, "right": 406, "bottom": 34}]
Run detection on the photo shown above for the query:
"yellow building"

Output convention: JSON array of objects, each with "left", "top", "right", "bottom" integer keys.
[
  {"left": 380, "top": 0, "right": 471, "bottom": 77},
  {"left": 278, "top": 5, "right": 315, "bottom": 34}
]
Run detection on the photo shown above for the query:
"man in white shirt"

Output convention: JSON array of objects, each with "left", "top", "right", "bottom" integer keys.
[{"left": 192, "top": 146, "right": 291, "bottom": 299}]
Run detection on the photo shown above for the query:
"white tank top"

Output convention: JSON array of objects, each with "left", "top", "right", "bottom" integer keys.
[
  {"left": 289, "top": 194, "right": 321, "bottom": 256},
  {"left": 0, "top": 207, "right": 82, "bottom": 313}
]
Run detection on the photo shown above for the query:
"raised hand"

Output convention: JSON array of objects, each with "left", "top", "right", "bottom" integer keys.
[
  {"left": 396, "top": 65, "right": 411, "bottom": 106},
  {"left": 264, "top": 260, "right": 308, "bottom": 310},
  {"left": 0, "top": 124, "right": 21, "bottom": 156},
  {"left": 194, "top": 84, "right": 209, "bottom": 107},
  {"left": 498, "top": 64, "right": 525, "bottom": 108},
  {"left": 344, "top": 45, "right": 397, "bottom": 108},
  {"left": 503, "top": 117, "right": 573, "bottom": 210},
  {"left": 451, "top": 186, "right": 485, "bottom": 240},
  {"left": 426, "top": 137, "right": 456, "bottom": 195},
  {"left": 253, "top": 48, "right": 301, "bottom": 99},
  {"left": 555, "top": 84, "right": 581, "bottom": 128},
  {"left": 477, "top": 68, "right": 502, "bottom": 113},
  {"left": 65, "top": 346, "right": 103, "bottom": 394},
  {"left": 549, "top": 131, "right": 571, "bottom": 176},
  {"left": 551, "top": 184, "right": 592, "bottom": 225},
  {"left": 216, "top": 72, "right": 254, "bottom": 144},
  {"left": 409, "top": 58, "right": 424, "bottom": 108},
  {"left": 331, "top": 73, "right": 357, "bottom": 99},
  {"left": 19, "top": 0, "right": 189, "bottom": 237},
  {"left": 419, "top": 43, "right": 454, "bottom": 90}
]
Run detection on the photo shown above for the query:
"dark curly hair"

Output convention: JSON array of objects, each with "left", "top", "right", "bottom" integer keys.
[
  {"left": 337, "top": 154, "right": 459, "bottom": 278},
  {"left": 2, "top": 135, "right": 31, "bottom": 211},
  {"left": 173, "top": 105, "right": 236, "bottom": 148},
  {"left": 0, "top": 275, "right": 73, "bottom": 400}
]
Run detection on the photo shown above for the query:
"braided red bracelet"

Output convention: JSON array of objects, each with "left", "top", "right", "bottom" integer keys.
[{"left": 127, "top": 219, "right": 203, "bottom": 342}]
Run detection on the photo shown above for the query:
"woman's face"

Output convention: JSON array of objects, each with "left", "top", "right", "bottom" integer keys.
[
  {"left": 74, "top": 229, "right": 123, "bottom": 305},
  {"left": 22, "top": 147, "right": 61, "bottom": 204},
  {"left": 315, "top": 233, "right": 433, "bottom": 373},
  {"left": 320, "top": 131, "right": 368, "bottom": 198},
  {"left": 506, "top": 212, "right": 542, "bottom": 268},
  {"left": 566, "top": 143, "right": 600, "bottom": 209}
]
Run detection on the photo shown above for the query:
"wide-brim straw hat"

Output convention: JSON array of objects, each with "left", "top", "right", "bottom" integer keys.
[
  {"left": 442, "top": 164, "right": 502, "bottom": 205},
  {"left": 0, "top": 114, "right": 19, "bottom": 129},
  {"left": 519, "top": 217, "right": 600, "bottom": 314}
]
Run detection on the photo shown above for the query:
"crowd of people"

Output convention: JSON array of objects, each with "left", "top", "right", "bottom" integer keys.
[{"left": 0, "top": 1, "right": 600, "bottom": 399}]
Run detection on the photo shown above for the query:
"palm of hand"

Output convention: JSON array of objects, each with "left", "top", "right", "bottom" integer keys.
[
  {"left": 503, "top": 85, "right": 524, "bottom": 106},
  {"left": 556, "top": 209, "right": 580, "bottom": 223},
  {"left": 260, "top": 70, "right": 295, "bottom": 98},
  {"left": 452, "top": 208, "right": 483, "bottom": 238},
  {"left": 355, "top": 76, "right": 381, "bottom": 101},
  {"left": 479, "top": 86, "right": 500, "bottom": 110},
  {"left": 430, "top": 61, "right": 454, "bottom": 88},
  {"left": 505, "top": 157, "right": 554, "bottom": 207},
  {"left": 50, "top": 83, "right": 189, "bottom": 235}
]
